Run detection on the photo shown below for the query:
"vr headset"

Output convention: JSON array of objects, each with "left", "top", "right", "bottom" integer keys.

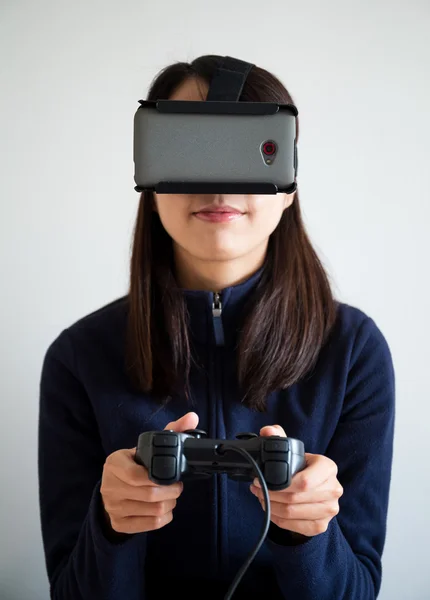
[{"left": 133, "top": 56, "right": 298, "bottom": 195}]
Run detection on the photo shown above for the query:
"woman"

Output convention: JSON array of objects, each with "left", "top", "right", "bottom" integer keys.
[{"left": 38, "top": 55, "right": 395, "bottom": 600}]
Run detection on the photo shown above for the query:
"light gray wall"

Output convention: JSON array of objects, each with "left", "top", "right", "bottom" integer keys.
[{"left": 1, "top": 1, "right": 429, "bottom": 598}]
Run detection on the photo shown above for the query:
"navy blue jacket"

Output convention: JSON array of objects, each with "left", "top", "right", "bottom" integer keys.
[{"left": 38, "top": 267, "right": 395, "bottom": 599}]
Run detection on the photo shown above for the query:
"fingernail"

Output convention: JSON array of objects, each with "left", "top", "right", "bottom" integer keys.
[{"left": 253, "top": 478, "right": 261, "bottom": 488}]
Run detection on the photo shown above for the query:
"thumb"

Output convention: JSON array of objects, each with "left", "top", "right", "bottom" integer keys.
[
  {"left": 260, "top": 424, "right": 286, "bottom": 438},
  {"left": 165, "top": 411, "right": 199, "bottom": 433}
]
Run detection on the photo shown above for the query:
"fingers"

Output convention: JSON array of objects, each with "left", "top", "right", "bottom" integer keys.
[
  {"left": 257, "top": 497, "right": 339, "bottom": 521},
  {"left": 260, "top": 424, "right": 287, "bottom": 437},
  {"left": 105, "top": 448, "right": 151, "bottom": 487},
  {"left": 287, "top": 454, "right": 338, "bottom": 493},
  {"left": 164, "top": 411, "right": 199, "bottom": 433},
  {"left": 104, "top": 497, "right": 177, "bottom": 519},
  {"left": 105, "top": 447, "right": 184, "bottom": 492},
  {"left": 103, "top": 474, "right": 183, "bottom": 502},
  {"left": 270, "top": 516, "right": 331, "bottom": 537},
  {"left": 250, "top": 483, "right": 341, "bottom": 505},
  {"left": 111, "top": 512, "right": 174, "bottom": 535}
]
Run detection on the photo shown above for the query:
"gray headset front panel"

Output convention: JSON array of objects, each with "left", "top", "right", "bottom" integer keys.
[{"left": 133, "top": 108, "right": 296, "bottom": 189}]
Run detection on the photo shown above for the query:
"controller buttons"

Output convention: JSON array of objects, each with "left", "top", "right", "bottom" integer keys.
[
  {"left": 235, "top": 432, "right": 258, "bottom": 440},
  {"left": 264, "top": 439, "right": 289, "bottom": 453},
  {"left": 152, "top": 456, "right": 177, "bottom": 480},
  {"left": 264, "top": 461, "right": 289, "bottom": 486},
  {"left": 153, "top": 434, "right": 178, "bottom": 447}
]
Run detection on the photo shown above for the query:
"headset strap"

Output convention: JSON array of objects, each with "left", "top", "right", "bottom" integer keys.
[{"left": 206, "top": 56, "right": 254, "bottom": 102}]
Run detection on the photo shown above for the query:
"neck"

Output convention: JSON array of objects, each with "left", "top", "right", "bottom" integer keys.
[{"left": 173, "top": 242, "right": 268, "bottom": 292}]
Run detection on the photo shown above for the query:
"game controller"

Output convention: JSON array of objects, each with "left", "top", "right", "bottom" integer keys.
[{"left": 135, "top": 429, "right": 306, "bottom": 491}]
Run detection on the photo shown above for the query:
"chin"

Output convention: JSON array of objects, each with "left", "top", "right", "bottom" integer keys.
[
  {"left": 203, "top": 252, "right": 240, "bottom": 262},
  {"left": 193, "top": 246, "right": 242, "bottom": 262},
  {"left": 198, "top": 234, "right": 243, "bottom": 256}
]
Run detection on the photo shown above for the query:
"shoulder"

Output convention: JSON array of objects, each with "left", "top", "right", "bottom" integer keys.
[
  {"left": 42, "top": 296, "right": 129, "bottom": 371},
  {"left": 332, "top": 301, "right": 394, "bottom": 368},
  {"left": 66, "top": 295, "right": 129, "bottom": 333},
  {"left": 333, "top": 301, "right": 382, "bottom": 338},
  {"left": 329, "top": 303, "right": 395, "bottom": 412}
]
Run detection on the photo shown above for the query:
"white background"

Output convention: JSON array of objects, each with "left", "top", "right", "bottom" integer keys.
[{"left": 1, "top": 1, "right": 429, "bottom": 598}]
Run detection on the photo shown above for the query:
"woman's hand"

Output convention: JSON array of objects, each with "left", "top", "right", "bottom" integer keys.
[
  {"left": 250, "top": 425, "right": 344, "bottom": 537},
  {"left": 100, "top": 412, "right": 199, "bottom": 535}
]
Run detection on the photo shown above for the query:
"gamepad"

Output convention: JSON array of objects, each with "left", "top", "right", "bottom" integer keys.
[{"left": 135, "top": 429, "right": 306, "bottom": 491}]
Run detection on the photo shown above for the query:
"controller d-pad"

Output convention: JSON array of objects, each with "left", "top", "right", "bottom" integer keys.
[
  {"left": 264, "top": 439, "right": 288, "bottom": 453},
  {"left": 152, "top": 456, "right": 177, "bottom": 480},
  {"left": 264, "top": 461, "right": 288, "bottom": 486}
]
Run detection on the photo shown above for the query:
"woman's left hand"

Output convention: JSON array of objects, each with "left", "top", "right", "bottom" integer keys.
[{"left": 250, "top": 425, "right": 344, "bottom": 537}]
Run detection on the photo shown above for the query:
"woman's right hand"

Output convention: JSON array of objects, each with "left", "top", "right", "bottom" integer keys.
[{"left": 100, "top": 411, "right": 199, "bottom": 534}]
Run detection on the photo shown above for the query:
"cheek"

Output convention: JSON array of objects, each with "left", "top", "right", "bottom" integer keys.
[
  {"left": 246, "top": 204, "right": 286, "bottom": 243},
  {"left": 157, "top": 205, "right": 189, "bottom": 241},
  {"left": 256, "top": 205, "right": 285, "bottom": 233}
]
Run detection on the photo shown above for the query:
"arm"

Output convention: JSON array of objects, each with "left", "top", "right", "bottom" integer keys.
[
  {"left": 266, "top": 316, "right": 395, "bottom": 599},
  {"left": 38, "top": 329, "right": 147, "bottom": 599}
]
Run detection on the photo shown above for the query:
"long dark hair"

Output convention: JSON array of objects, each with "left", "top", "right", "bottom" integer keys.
[{"left": 126, "top": 54, "right": 337, "bottom": 411}]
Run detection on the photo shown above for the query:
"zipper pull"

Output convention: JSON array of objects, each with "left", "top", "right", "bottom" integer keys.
[
  {"left": 212, "top": 292, "right": 225, "bottom": 346},
  {"left": 212, "top": 292, "right": 222, "bottom": 317}
]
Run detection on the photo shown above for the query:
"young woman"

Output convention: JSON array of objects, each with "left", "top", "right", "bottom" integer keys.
[{"left": 38, "top": 55, "right": 395, "bottom": 600}]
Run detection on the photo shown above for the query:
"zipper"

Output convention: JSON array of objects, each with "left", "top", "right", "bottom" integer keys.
[
  {"left": 211, "top": 292, "right": 226, "bottom": 576},
  {"left": 212, "top": 292, "right": 225, "bottom": 346}
]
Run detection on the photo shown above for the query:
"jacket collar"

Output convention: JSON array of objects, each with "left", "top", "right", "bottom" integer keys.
[{"left": 181, "top": 264, "right": 266, "bottom": 347}]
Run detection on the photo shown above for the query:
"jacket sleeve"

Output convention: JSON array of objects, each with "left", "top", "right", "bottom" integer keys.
[
  {"left": 266, "top": 316, "right": 395, "bottom": 599},
  {"left": 38, "top": 328, "right": 147, "bottom": 599}
]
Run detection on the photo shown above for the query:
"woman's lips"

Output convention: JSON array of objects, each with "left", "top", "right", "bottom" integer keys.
[{"left": 193, "top": 211, "right": 244, "bottom": 223}]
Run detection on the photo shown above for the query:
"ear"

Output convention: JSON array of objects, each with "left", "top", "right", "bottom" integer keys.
[{"left": 283, "top": 191, "right": 295, "bottom": 210}]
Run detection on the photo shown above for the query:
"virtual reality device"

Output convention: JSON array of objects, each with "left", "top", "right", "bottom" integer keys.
[{"left": 133, "top": 56, "right": 298, "bottom": 195}]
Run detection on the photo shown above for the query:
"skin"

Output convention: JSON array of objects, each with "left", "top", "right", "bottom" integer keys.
[{"left": 100, "top": 78, "right": 343, "bottom": 540}]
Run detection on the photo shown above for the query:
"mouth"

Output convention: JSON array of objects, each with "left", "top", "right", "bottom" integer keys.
[
  {"left": 193, "top": 205, "right": 244, "bottom": 215},
  {"left": 192, "top": 204, "right": 245, "bottom": 223},
  {"left": 192, "top": 210, "right": 244, "bottom": 223}
]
